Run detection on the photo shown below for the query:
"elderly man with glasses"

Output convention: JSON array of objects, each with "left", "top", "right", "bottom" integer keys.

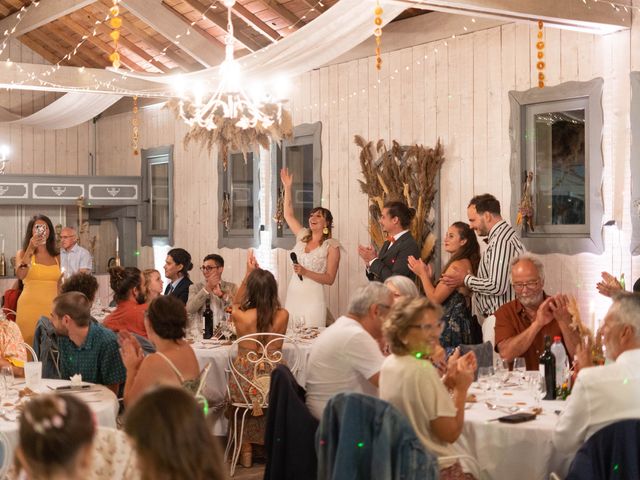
[
  {"left": 494, "top": 254, "right": 580, "bottom": 370},
  {"left": 60, "top": 226, "right": 93, "bottom": 277},
  {"left": 186, "top": 253, "right": 238, "bottom": 320}
]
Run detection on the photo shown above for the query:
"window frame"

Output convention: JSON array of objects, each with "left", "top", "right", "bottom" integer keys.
[
  {"left": 217, "top": 149, "right": 260, "bottom": 249},
  {"left": 271, "top": 121, "right": 323, "bottom": 250},
  {"left": 509, "top": 78, "right": 604, "bottom": 255},
  {"left": 141, "top": 145, "right": 174, "bottom": 246},
  {"left": 630, "top": 72, "right": 640, "bottom": 255}
]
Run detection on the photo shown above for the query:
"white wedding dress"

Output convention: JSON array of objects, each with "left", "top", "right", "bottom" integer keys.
[{"left": 284, "top": 229, "right": 342, "bottom": 328}]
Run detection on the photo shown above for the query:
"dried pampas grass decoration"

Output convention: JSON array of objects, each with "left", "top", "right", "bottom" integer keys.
[
  {"left": 355, "top": 135, "right": 445, "bottom": 262},
  {"left": 167, "top": 100, "right": 293, "bottom": 170}
]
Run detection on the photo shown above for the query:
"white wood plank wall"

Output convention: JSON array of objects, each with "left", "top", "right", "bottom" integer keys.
[{"left": 92, "top": 20, "right": 639, "bottom": 322}]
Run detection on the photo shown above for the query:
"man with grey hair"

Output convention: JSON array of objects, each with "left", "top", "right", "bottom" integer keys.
[
  {"left": 60, "top": 226, "right": 93, "bottom": 276},
  {"left": 553, "top": 293, "right": 640, "bottom": 456},
  {"left": 494, "top": 254, "right": 579, "bottom": 370},
  {"left": 305, "top": 282, "right": 392, "bottom": 419}
]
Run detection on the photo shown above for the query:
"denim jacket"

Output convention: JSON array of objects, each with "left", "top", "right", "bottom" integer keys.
[
  {"left": 316, "top": 392, "right": 439, "bottom": 480},
  {"left": 33, "top": 316, "right": 61, "bottom": 379}
]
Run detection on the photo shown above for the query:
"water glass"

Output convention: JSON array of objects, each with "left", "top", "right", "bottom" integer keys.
[
  {"left": 24, "top": 361, "right": 42, "bottom": 390},
  {"left": 294, "top": 316, "right": 306, "bottom": 337},
  {"left": 513, "top": 357, "right": 526, "bottom": 383},
  {"left": 495, "top": 358, "right": 510, "bottom": 383},
  {"left": 527, "top": 371, "right": 546, "bottom": 407},
  {"left": 0, "top": 366, "right": 13, "bottom": 397},
  {"left": 477, "top": 366, "right": 494, "bottom": 394}
]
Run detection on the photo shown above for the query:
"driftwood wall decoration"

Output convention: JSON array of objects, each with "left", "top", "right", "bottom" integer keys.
[{"left": 355, "top": 135, "right": 445, "bottom": 262}]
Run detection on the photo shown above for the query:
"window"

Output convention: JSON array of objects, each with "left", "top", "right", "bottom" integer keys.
[
  {"left": 631, "top": 72, "right": 640, "bottom": 255},
  {"left": 271, "top": 122, "right": 322, "bottom": 249},
  {"left": 218, "top": 150, "right": 260, "bottom": 248},
  {"left": 141, "top": 146, "right": 174, "bottom": 246},
  {"left": 509, "top": 79, "right": 604, "bottom": 254}
]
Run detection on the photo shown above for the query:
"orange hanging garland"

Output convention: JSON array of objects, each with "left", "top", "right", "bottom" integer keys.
[
  {"left": 536, "top": 20, "right": 545, "bottom": 88},
  {"left": 109, "top": 1, "right": 122, "bottom": 69},
  {"left": 132, "top": 96, "right": 140, "bottom": 155},
  {"left": 374, "top": 1, "right": 383, "bottom": 71}
]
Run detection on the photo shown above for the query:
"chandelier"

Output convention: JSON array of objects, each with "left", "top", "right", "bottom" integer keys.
[{"left": 176, "top": 0, "right": 283, "bottom": 130}]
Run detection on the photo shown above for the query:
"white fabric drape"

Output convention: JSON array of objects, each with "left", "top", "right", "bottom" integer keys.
[
  {"left": 121, "top": 0, "right": 406, "bottom": 84},
  {"left": 0, "top": 92, "right": 122, "bottom": 129}
]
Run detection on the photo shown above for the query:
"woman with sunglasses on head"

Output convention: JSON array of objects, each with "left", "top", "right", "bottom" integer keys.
[
  {"left": 280, "top": 168, "right": 342, "bottom": 328},
  {"left": 186, "top": 254, "right": 238, "bottom": 318},
  {"left": 16, "top": 214, "right": 61, "bottom": 346}
]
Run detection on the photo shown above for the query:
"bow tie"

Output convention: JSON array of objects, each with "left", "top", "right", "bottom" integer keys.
[
  {"left": 482, "top": 237, "right": 489, "bottom": 244},
  {"left": 387, "top": 235, "right": 396, "bottom": 245}
]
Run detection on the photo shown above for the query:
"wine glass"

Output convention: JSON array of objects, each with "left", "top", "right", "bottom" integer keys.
[
  {"left": 477, "top": 367, "right": 494, "bottom": 396},
  {"left": 495, "top": 358, "right": 510, "bottom": 384},
  {"left": 528, "top": 371, "right": 546, "bottom": 407},
  {"left": 294, "top": 316, "right": 306, "bottom": 338},
  {"left": 513, "top": 357, "right": 526, "bottom": 384}
]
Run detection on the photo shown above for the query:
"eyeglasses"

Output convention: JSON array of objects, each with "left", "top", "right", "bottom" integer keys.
[
  {"left": 512, "top": 279, "right": 540, "bottom": 291},
  {"left": 200, "top": 265, "right": 222, "bottom": 272},
  {"left": 409, "top": 321, "right": 444, "bottom": 332}
]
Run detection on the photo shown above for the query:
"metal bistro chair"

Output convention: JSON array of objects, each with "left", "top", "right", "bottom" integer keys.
[
  {"left": 21, "top": 342, "right": 38, "bottom": 362},
  {"left": 225, "top": 333, "right": 300, "bottom": 476}
]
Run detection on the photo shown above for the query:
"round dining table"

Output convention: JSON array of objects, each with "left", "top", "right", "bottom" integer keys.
[
  {"left": 456, "top": 381, "right": 574, "bottom": 480},
  {"left": 193, "top": 338, "right": 314, "bottom": 435}
]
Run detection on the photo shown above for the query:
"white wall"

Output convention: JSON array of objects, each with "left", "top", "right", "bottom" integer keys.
[{"left": 93, "top": 11, "right": 640, "bottom": 323}]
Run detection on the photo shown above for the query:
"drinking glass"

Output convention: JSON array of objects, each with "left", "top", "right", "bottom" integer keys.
[
  {"left": 477, "top": 367, "right": 494, "bottom": 395},
  {"left": 294, "top": 316, "right": 306, "bottom": 338},
  {"left": 24, "top": 361, "right": 42, "bottom": 390},
  {"left": 495, "top": 358, "right": 510, "bottom": 384},
  {"left": 513, "top": 357, "right": 526, "bottom": 383},
  {"left": 528, "top": 371, "right": 546, "bottom": 407},
  {"left": 0, "top": 366, "right": 12, "bottom": 399}
]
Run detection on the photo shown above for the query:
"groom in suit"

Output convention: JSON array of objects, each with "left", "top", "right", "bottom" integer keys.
[{"left": 358, "top": 201, "right": 420, "bottom": 282}]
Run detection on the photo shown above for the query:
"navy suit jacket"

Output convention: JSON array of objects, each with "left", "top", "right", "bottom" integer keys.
[
  {"left": 165, "top": 276, "right": 193, "bottom": 304},
  {"left": 366, "top": 231, "right": 420, "bottom": 282}
]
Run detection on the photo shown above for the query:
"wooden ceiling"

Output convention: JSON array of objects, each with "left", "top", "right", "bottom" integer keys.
[{"left": 8, "top": 0, "right": 347, "bottom": 74}]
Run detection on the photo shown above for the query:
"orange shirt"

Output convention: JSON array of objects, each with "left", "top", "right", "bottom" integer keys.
[
  {"left": 103, "top": 299, "right": 148, "bottom": 338},
  {"left": 494, "top": 295, "right": 564, "bottom": 370}
]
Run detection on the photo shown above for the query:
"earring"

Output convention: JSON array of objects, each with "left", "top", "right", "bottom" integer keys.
[{"left": 322, "top": 227, "right": 329, "bottom": 235}]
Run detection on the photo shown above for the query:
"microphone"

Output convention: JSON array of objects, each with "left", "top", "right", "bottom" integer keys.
[{"left": 290, "top": 252, "right": 303, "bottom": 281}]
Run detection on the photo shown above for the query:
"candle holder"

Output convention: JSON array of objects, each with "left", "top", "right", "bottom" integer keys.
[{"left": 0, "top": 253, "right": 5, "bottom": 277}]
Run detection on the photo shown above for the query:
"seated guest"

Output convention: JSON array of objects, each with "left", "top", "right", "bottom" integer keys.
[
  {"left": 49, "top": 292, "right": 125, "bottom": 394},
  {"left": 34, "top": 272, "right": 100, "bottom": 379},
  {"left": 228, "top": 250, "right": 289, "bottom": 467},
  {"left": 17, "top": 394, "right": 96, "bottom": 480},
  {"left": 384, "top": 275, "right": 419, "bottom": 304},
  {"left": 142, "top": 268, "right": 163, "bottom": 303},
  {"left": 494, "top": 254, "right": 579, "bottom": 370},
  {"left": 187, "top": 253, "right": 238, "bottom": 318},
  {"left": 305, "top": 282, "right": 391, "bottom": 419},
  {"left": 120, "top": 295, "right": 200, "bottom": 407},
  {"left": 553, "top": 293, "right": 640, "bottom": 456},
  {"left": 103, "top": 266, "right": 148, "bottom": 338},
  {"left": 125, "top": 386, "right": 225, "bottom": 480},
  {"left": 164, "top": 248, "right": 193, "bottom": 304},
  {"left": 380, "top": 297, "right": 477, "bottom": 480},
  {"left": 0, "top": 313, "right": 27, "bottom": 377}
]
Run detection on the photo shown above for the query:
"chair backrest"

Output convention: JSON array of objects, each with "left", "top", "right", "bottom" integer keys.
[
  {"left": 21, "top": 342, "right": 38, "bottom": 362},
  {"left": 195, "top": 362, "right": 212, "bottom": 398},
  {"left": 227, "top": 333, "right": 299, "bottom": 407},
  {"left": 317, "top": 392, "right": 439, "bottom": 480},
  {"left": 567, "top": 419, "right": 640, "bottom": 480}
]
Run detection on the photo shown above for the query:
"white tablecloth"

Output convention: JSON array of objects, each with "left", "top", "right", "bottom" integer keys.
[
  {"left": 457, "top": 384, "right": 574, "bottom": 480},
  {"left": 0, "top": 378, "right": 119, "bottom": 472},
  {"left": 193, "top": 339, "right": 313, "bottom": 435}
]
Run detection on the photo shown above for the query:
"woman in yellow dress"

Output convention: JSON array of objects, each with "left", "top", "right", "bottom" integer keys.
[{"left": 16, "top": 215, "right": 60, "bottom": 346}]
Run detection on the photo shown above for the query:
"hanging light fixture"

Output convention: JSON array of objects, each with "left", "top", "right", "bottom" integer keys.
[{"left": 176, "top": 0, "right": 283, "bottom": 130}]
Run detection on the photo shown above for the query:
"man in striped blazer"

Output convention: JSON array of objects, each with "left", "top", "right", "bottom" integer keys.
[{"left": 442, "top": 194, "right": 525, "bottom": 322}]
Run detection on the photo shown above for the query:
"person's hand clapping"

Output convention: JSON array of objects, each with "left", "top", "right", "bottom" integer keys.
[
  {"left": 454, "top": 351, "right": 477, "bottom": 391},
  {"left": 535, "top": 296, "right": 556, "bottom": 328},
  {"left": 246, "top": 249, "right": 260, "bottom": 273},
  {"left": 408, "top": 256, "right": 431, "bottom": 278},
  {"left": 357, "top": 244, "right": 376, "bottom": 264},
  {"left": 280, "top": 168, "right": 293, "bottom": 189},
  {"left": 119, "top": 331, "right": 144, "bottom": 372},
  {"left": 596, "top": 271, "right": 623, "bottom": 298}
]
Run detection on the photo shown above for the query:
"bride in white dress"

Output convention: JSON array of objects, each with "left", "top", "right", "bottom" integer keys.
[{"left": 280, "top": 168, "right": 342, "bottom": 328}]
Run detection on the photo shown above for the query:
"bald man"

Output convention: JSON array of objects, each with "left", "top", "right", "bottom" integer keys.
[{"left": 60, "top": 227, "right": 93, "bottom": 277}]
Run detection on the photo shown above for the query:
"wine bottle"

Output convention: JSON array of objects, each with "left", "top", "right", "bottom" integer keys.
[
  {"left": 539, "top": 335, "right": 556, "bottom": 400},
  {"left": 203, "top": 299, "right": 213, "bottom": 339}
]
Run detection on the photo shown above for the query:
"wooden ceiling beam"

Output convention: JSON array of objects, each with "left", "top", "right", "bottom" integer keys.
[
  {"left": 79, "top": 10, "right": 172, "bottom": 73},
  {"left": 262, "top": 0, "right": 304, "bottom": 30},
  {"left": 0, "top": 0, "right": 95, "bottom": 37},
  {"left": 26, "top": 27, "right": 86, "bottom": 68},
  {"left": 120, "top": 0, "right": 225, "bottom": 67},
  {"left": 60, "top": 15, "right": 146, "bottom": 73},
  {"left": 230, "top": 2, "right": 282, "bottom": 42},
  {"left": 180, "top": 0, "right": 266, "bottom": 52},
  {"left": 91, "top": 0, "right": 197, "bottom": 72},
  {"left": 396, "top": 0, "right": 629, "bottom": 34},
  {"left": 19, "top": 34, "right": 69, "bottom": 66},
  {"left": 300, "top": 0, "right": 326, "bottom": 14},
  {"left": 43, "top": 22, "right": 111, "bottom": 68}
]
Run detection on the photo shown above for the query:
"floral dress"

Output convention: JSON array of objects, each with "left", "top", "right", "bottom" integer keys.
[{"left": 440, "top": 291, "right": 473, "bottom": 354}]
